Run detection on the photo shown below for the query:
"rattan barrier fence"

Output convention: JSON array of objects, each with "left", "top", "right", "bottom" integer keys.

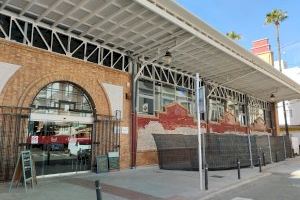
[{"left": 153, "top": 133, "right": 292, "bottom": 170}]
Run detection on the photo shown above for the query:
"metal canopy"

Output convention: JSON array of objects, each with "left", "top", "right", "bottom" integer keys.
[{"left": 0, "top": 0, "right": 300, "bottom": 101}]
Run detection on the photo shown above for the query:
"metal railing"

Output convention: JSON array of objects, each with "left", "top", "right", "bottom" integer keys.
[{"left": 0, "top": 106, "right": 30, "bottom": 181}]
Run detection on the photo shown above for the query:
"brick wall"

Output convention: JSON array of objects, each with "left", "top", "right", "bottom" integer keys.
[
  {"left": 0, "top": 39, "right": 132, "bottom": 170},
  {"left": 136, "top": 104, "right": 199, "bottom": 166}
]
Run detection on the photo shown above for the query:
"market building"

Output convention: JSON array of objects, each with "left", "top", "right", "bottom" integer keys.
[{"left": 0, "top": 0, "right": 300, "bottom": 181}]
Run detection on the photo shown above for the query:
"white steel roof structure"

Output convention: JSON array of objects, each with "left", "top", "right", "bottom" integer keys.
[{"left": 0, "top": 0, "right": 300, "bottom": 101}]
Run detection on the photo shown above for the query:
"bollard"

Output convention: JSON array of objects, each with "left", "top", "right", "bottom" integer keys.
[
  {"left": 262, "top": 152, "right": 266, "bottom": 166},
  {"left": 292, "top": 149, "right": 295, "bottom": 158},
  {"left": 47, "top": 149, "right": 50, "bottom": 165},
  {"left": 237, "top": 159, "right": 241, "bottom": 180},
  {"left": 258, "top": 156, "right": 262, "bottom": 173},
  {"left": 205, "top": 163, "right": 208, "bottom": 190},
  {"left": 95, "top": 180, "right": 102, "bottom": 200}
]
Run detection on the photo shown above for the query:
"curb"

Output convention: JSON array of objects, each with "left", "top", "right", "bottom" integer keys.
[
  {"left": 263, "top": 157, "right": 298, "bottom": 171},
  {"left": 199, "top": 172, "right": 272, "bottom": 200}
]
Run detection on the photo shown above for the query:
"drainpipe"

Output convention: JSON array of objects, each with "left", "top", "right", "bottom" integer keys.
[{"left": 130, "top": 58, "right": 138, "bottom": 168}]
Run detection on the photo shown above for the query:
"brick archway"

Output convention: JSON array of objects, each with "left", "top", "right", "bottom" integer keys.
[{"left": 0, "top": 71, "right": 111, "bottom": 116}]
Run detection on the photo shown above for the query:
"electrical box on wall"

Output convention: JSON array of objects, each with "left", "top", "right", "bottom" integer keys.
[{"left": 125, "top": 93, "right": 131, "bottom": 100}]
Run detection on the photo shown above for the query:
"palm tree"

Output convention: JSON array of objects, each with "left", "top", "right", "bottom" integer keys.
[
  {"left": 265, "top": 9, "right": 289, "bottom": 136},
  {"left": 226, "top": 31, "right": 241, "bottom": 40}
]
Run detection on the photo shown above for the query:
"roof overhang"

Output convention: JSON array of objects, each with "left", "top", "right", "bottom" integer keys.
[{"left": 1, "top": 0, "right": 300, "bottom": 101}]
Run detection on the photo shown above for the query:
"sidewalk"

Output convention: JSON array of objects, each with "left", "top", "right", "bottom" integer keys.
[{"left": 0, "top": 158, "right": 296, "bottom": 200}]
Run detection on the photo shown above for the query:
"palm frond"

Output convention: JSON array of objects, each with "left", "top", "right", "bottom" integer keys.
[
  {"left": 226, "top": 31, "right": 241, "bottom": 40},
  {"left": 265, "top": 9, "right": 288, "bottom": 25}
]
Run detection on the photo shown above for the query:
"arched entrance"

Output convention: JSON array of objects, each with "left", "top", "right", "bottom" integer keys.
[{"left": 28, "top": 81, "right": 95, "bottom": 176}]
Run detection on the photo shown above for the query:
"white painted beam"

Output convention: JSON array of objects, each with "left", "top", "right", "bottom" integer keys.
[
  {"left": 19, "top": 0, "right": 36, "bottom": 16},
  {"left": 220, "top": 71, "right": 257, "bottom": 86},
  {"left": 0, "top": 0, "right": 9, "bottom": 11},
  {"left": 118, "top": 21, "right": 178, "bottom": 48},
  {"left": 83, "top": 1, "right": 133, "bottom": 37},
  {"left": 102, "top": 11, "right": 158, "bottom": 45},
  {"left": 133, "top": 30, "right": 187, "bottom": 55},
  {"left": 36, "top": 0, "right": 63, "bottom": 22},
  {"left": 52, "top": 0, "right": 89, "bottom": 27},
  {"left": 69, "top": 0, "right": 112, "bottom": 33}
]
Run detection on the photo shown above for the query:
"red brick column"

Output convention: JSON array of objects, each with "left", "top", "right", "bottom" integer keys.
[{"left": 271, "top": 102, "right": 280, "bottom": 136}]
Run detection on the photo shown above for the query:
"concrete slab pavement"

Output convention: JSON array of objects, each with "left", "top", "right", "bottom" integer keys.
[{"left": 1, "top": 158, "right": 296, "bottom": 200}]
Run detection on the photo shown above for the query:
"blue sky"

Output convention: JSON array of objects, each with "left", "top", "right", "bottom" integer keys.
[{"left": 176, "top": 0, "right": 300, "bottom": 68}]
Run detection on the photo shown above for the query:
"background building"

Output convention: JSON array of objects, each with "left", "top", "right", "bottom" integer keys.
[{"left": 275, "top": 63, "right": 300, "bottom": 138}]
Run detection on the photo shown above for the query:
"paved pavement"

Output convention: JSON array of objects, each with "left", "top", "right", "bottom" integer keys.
[
  {"left": 206, "top": 173, "right": 300, "bottom": 200},
  {"left": 205, "top": 157, "right": 300, "bottom": 200},
  {"left": 0, "top": 157, "right": 299, "bottom": 200}
]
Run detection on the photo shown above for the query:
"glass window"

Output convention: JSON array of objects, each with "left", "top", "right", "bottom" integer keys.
[
  {"left": 249, "top": 106, "right": 264, "bottom": 124},
  {"left": 176, "top": 87, "right": 195, "bottom": 113},
  {"left": 209, "top": 99, "right": 225, "bottom": 122},
  {"left": 138, "top": 97, "right": 154, "bottom": 115},
  {"left": 138, "top": 80, "right": 154, "bottom": 115},
  {"left": 226, "top": 100, "right": 237, "bottom": 116},
  {"left": 176, "top": 87, "right": 188, "bottom": 107},
  {"left": 155, "top": 83, "right": 162, "bottom": 111},
  {"left": 238, "top": 105, "right": 246, "bottom": 126},
  {"left": 138, "top": 79, "right": 197, "bottom": 115},
  {"left": 32, "top": 82, "right": 93, "bottom": 117},
  {"left": 139, "top": 80, "right": 153, "bottom": 96},
  {"left": 161, "top": 84, "right": 175, "bottom": 109},
  {"left": 264, "top": 110, "right": 272, "bottom": 128}
]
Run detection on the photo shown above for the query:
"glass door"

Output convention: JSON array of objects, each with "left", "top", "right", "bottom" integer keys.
[{"left": 28, "top": 120, "right": 92, "bottom": 176}]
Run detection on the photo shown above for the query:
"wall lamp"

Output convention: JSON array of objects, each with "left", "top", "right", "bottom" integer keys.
[
  {"left": 162, "top": 51, "right": 172, "bottom": 65},
  {"left": 270, "top": 93, "right": 276, "bottom": 102}
]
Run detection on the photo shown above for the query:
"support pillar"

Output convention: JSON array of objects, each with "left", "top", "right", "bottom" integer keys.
[
  {"left": 130, "top": 58, "right": 138, "bottom": 168},
  {"left": 271, "top": 102, "right": 280, "bottom": 136},
  {"left": 196, "top": 73, "right": 203, "bottom": 190}
]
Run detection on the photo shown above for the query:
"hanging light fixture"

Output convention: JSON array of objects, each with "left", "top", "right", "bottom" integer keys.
[
  {"left": 162, "top": 50, "right": 172, "bottom": 65},
  {"left": 270, "top": 93, "right": 276, "bottom": 102}
]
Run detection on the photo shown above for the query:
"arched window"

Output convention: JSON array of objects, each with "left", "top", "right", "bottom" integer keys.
[{"left": 32, "top": 82, "right": 93, "bottom": 117}]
